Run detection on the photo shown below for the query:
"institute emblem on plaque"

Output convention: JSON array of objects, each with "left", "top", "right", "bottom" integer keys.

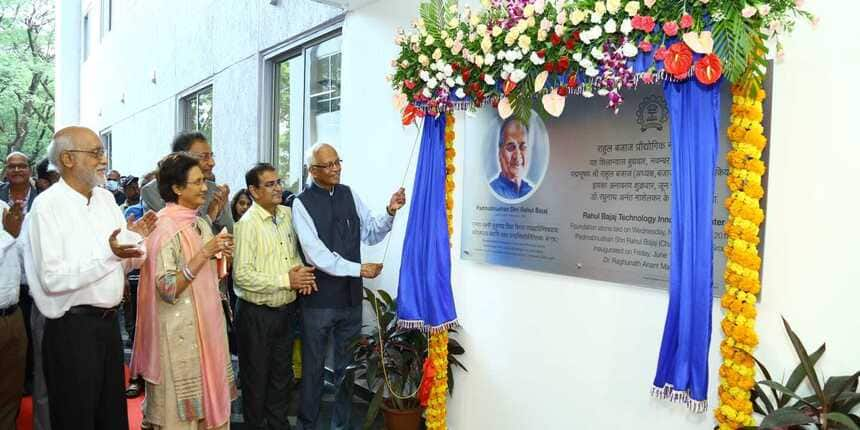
[{"left": 636, "top": 95, "right": 669, "bottom": 132}]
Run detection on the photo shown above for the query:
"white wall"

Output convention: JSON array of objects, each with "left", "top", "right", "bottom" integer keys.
[
  {"left": 339, "top": 0, "right": 860, "bottom": 428},
  {"left": 72, "top": 0, "right": 343, "bottom": 188}
]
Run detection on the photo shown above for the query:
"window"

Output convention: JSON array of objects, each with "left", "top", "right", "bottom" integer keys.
[
  {"left": 268, "top": 33, "right": 342, "bottom": 194},
  {"left": 82, "top": 13, "right": 91, "bottom": 61},
  {"left": 180, "top": 86, "right": 214, "bottom": 144},
  {"left": 101, "top": 131, "right": 113, "bottom": 169},
  {"left": 101, "top": 0, "right": 112, "bottom": 39}
]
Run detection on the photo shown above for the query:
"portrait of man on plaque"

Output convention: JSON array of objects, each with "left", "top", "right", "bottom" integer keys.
[{"left": 486, "top": 114, "right": 550, "bottom": 204}]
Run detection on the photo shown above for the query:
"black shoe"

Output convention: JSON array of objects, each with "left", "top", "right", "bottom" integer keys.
[{"left": 125, "top": 381, "right": 144, "bottom": 398}]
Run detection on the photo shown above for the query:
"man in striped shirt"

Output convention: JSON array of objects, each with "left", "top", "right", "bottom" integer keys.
[{"left": 233, "top": 163, "right": 316, "bottom": 430}]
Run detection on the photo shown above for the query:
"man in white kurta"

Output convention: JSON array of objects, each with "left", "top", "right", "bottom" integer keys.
[{"left": 21, "top": 126, "right": 156, "bottom": 430}]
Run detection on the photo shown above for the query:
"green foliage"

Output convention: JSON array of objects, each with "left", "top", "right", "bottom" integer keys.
[
  {"left": 0, "top": 0, "right": 54, "bottom": 171},
  {"left": 747, "top": 318, "right": 860, "bottom": 430},
  {"left": 351, "top": 287, "right": 466, "bottom": 430}
]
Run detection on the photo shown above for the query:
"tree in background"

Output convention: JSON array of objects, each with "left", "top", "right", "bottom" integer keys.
[{"left": 0, "top": 0, "right": 54, "bottom": 173}]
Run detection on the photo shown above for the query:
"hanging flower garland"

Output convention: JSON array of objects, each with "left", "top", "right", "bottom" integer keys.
[
  {"left": 715, "top": 84, "right": 767, "bottom": 430},
  {"left": 425, "top": 330, "right": 450, "bottom": 429},
  {"left": 445, "top": 114, "right": 456, "bottom": 239},
  {"left": 390, "top": 0, "right": 814, "bottom": 123}
]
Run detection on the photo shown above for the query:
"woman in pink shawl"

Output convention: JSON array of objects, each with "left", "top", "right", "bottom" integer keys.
[{"left": 132, "top": 153, "right": 237, "bottom": 429}]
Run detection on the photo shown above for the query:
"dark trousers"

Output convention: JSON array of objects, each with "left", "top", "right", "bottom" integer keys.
[
  {"left": 43, "top": 310, "right": 127, "bottom": 430},
  {"left": 20, "top": 284, "right": 34, "bottom": 389},
  {"left": 122, "top": 275, "right": 138, "bottom": 347},
  {"left": 298, "top": 306, "right": 362, "bottom": 430},
  {"left": 236, "top": 298, "right": 298, "bottom": 430},
  {"left": 0, "top": 306, "right": 26, "bottom": 429}
]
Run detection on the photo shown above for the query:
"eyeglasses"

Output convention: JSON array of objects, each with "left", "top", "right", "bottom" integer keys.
[
  {"left": 5, "top": 164, "right": 29, "bottom": 172},
  {"left": 258, "top": 179, "right": 285, "bottom": 189},
  {"left": 192, "top": 151, "right": 215, "bottom": 161},
  {"left": 311, "top": 159, "right": 342, "bottom": 170},
  {"left": 67, "top": 148, "right": 107, "bottom": 159}
]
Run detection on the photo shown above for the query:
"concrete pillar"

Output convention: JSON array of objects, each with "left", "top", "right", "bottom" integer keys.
[{"left": 54, "top": 0, "right": 82, "bottom": 128}]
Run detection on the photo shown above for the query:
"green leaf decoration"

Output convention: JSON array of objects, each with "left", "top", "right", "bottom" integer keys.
[
  {"left": 760, "top": 407, "right": 816, "bottom": 429},
  {"left": 826, "top": 412, "right": 860, "bottom": 430}
]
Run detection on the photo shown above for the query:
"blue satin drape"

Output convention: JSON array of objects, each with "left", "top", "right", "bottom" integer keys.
[
  {"left": 396, "top": 113, "right": 458, "bottom": 330},
  {"left": 651, "top": 79, "right": 721, "bottom": 411}
]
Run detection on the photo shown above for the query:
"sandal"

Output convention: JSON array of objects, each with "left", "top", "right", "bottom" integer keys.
[{"left": 125, "top": 381, "right": 143, "bottom": 398}]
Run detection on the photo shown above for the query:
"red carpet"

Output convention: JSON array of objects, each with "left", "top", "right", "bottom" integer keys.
[{"left": 16, "top": 367, "right": 144, "bottom": 430}]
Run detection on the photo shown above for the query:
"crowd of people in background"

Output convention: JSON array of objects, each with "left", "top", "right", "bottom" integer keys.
[{"left": 0, "top": 126, "right": 406, "bottom": 430}]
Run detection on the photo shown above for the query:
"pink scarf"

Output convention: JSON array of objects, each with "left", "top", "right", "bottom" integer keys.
[{"left": 131, "top": 203, "right": 231, "bottom": 428}]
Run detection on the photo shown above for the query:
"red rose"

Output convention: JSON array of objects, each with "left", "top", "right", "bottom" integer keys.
[
  {"left": 565, "top": 37, "right": 576, "bottom": 50},
  {"left": 663, "top": 42, "right": 693, "bottom": 80},
  {"left": 451, "top": 63, "right": 461, "bottom": 71},
  {"left": 462, "top": 69, "right": 471, "bottom": 82},
  {"left": 404, "top": 80, "right": 416, "bottom": 90},
  {"left": 544, "top": 61, "right": 555, "bottom": 73},
  {"left": 567, "top": 74, "right": 578, "bottom": 88},
  {"left": 662, "top": 21, "right": 679, "bottom": 37},
  {"left": 469, "top": 82, "right": 481, "bottom": 93},
  {"left": 551, "top": 32, "right": 562, "bottom": 46},
  {"left": 694, "top": 53, "right": 723, "bottom": 85},
  {"left": 558, "top": 56, "right": 570, "bottom": 71},
  {"left": 639, "top": 40, "right": 653, "bottom": 53},
  {"left": 680, "top": 13, "right": 694, "bottom": 29},
  {"left": 557, "top": 86, "right": 569, "bottom": 97},
  {"left": 537, "top": 49, "right": 546, "bottom": 58}
]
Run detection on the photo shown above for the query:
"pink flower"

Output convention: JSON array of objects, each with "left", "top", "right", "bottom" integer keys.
[
  {"left": 662, "top": 21, "right": 679, "bottom": 36},
  {"left": 639, "top": 40, "right": 653, "bottom": 52},
  {"left": 654, "top": 46, "right": 669, "bottom": 61},
  {"left": 741, "top": 6, "right": 757, "bottom": 18},
  {"left": 680, "top": 13, "right": 694, "bottom": 29},
  {"left": 633, "top": 15, "right": 656, "bottom": 32},
  {"left": 641, "top": 71, "right": 655, "bottom": 84}
]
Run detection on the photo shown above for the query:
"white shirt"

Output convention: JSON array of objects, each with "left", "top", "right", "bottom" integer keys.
[
  {"left": 21, "top": 178, "right": 144, "bottom": 319},
  {"left": 291, "top": 184, "right": 394, "bottom": 277},
  {"left": 0, "top": 200, "right": 21, "bottom": 309}
]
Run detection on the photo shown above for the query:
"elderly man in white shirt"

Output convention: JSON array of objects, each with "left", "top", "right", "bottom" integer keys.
[
  {"left": 0, "top": 199, "right": 25, "bottom": 429},
  {"left": 21, "top": 126, "right": 156, "bottom": 430}
]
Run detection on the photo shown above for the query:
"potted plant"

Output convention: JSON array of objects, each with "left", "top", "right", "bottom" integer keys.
[
  {"left": 743, "top": 318, "right": 859, "bottom": 429},
  {"left": 352, "top": 287, "right": 466, "bottom": 430}
]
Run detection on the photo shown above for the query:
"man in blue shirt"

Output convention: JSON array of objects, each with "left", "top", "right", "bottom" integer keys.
[{"left": 489, "top": 118, "right": 533, "bottom": 200}]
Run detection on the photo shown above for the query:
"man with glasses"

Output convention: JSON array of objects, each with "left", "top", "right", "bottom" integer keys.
[
  {"left": 20, "top": 126, "right": 157, "bottom": 430},
  {"left": 140, "top": 131, "right": 233, "bottom": 234},
  {"left": 292, "top": 143, "right": 406, "bottom": 430},
  {"left": 233, "top": 163, "right": 316, "bottom": 430}
]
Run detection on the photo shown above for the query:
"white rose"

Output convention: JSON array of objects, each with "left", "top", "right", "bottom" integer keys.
[
  {"left": 444, "top": 64, "right": 454, "bottom": 76},
  {"left": 469, "top": 33, "right": 478, "bottom": 42},
  {"left": 422, "top": 88, "right": 432, "bottom": 98},
  {"left": 625, "top": 1, "right": 641, "bottom": 16},
  {"left": 446, "top": 77, "right": 456, "bottom": 87},
  {"left": 477, "top": 24, "right": 488, "bottom": 36},
  {"left": 424, "top": 35, "right": 435, "bottom": 46},
  {"left": 530, "top": 51, "right": 545, "bottom": 65},
  {"left": 510, "top": 69, "right": 527, "bottom": 83},
  {"left": 540, "top": 18, "right": 553, "bottom": 32},
  {"left": 456, "top": 75, "right": 465, "bottom": 86},
  {"left": 591, "top": 46, "right": 604, "bottom": 59},
  {"left": 554, "top": 24, "right": 566, "bottom": 36},
  {"left": 432, "top": 48, "right": 442, "bottom": 60},
  {"left": 621, "top": 41, "right": 638, "bottom": 57},
  {"left": 485, "top": 53, "right": 496, "bottom": 65},
  {"left": 470, "top": 14, "right": 480, "bottom": 26},
  {"left": 535, "top": 0, "right": 546, "bottom": 15},
  {"left": 481, "top": 36, "right": 493, "bottom": 53},
  {"left": 571, "top": 9, "right": 588, "bottom": 25},
  {"left": 445, "top": 38, "right": 454, "bottom": 48},
  {"left": 606, "top": 0, "right": 622, "bottom": 14},
  {"left": 419, "top": 54, "right": 430, "bottom": 66},
  {"left": 492, "top": 25, "right": 503, "bottom": 37},
  {"left": 604, "top": 18, "right": 618, "bottom": 33},
  {"left": 410, "top": 35, "right": 419, "bottom": 44},
  {"left": 558, "top": 10, "right": 568, "bottom": 25},
  {"left": 594, "top": 1, "right": 607, "bottom": 15},
  {"left": 573, "top": 52, "right": 584, "bottom": 62},
  {"left": 586, "top": 67, "right": 599, "bottom": 77},
  {"left": 537, "top": 30, "right": 548, "bottom": 42},
  {"left": 484, "top": 74, "right": 496, "bottom": 85},
  {"left": 620, "top": 18, "right": 633, "bottom": 35},
  {"left": 504, "top": 32, "right": 517, "bottom": 46},
  {"left": 518, "top": 35, "right": 532, "bottom": 52},
  {"left": 455, "top": 88, "right": 466, "bottom": 98},
  {"left": 441, "top": 31, "right": 450, "bottom": 40},
  {"left": 447, "top": 17, "right": 458, "bottom": 28},
  {"left": 452, "top": 41, "right": 463, "bottom": 54},
  {"left": 523, "top": 4, "right": 535, "bottom": 17},
  {"left": 475, "top": 55, "right": 485, "bottom": 67},
  {"left": 419, "top": 70, "right": 431, "bottom": 81},
  {"left": 427, "top": 78, "right": 438, "bottom": 89},
  {"left": 598, "top": 88, "right": 609, "bottom": 96}
]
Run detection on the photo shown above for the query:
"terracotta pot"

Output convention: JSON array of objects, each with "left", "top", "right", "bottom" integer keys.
[{"left": 381, "top": 404, "right": 422, "bottom": 430}]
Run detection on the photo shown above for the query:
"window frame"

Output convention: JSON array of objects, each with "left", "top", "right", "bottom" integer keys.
[
  {"left": 82, "top": 11, "right": 91, "bottom": 62},
  {"left": 176, "top": 80, "right": 215, "bottom": 146},
  {"left": 100, "top": 129, "right": 113, "bottom": 170},
  {"left": 258, "top": 17, "right": 344, "bottom": 182}
]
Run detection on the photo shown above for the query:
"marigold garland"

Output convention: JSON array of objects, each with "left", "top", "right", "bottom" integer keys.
[
  {"left": 715, "top": 85, "right": 767, "bottom": 429},
  {"left": 425, "top": 330, "right": 450, "bottom": 430}
]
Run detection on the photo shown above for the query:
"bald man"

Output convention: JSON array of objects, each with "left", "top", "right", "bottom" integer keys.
[
  {"left": 20, "top": 126, "right": 156, "bottom": 430},
  {"left": 292, "top": 143, "right": 406, "bottom": 430}
]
